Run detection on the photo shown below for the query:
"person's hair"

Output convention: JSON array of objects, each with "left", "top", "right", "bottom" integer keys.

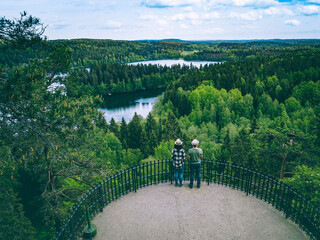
[
  {"left": 175, "top": 144, "right": 183, "bottom": 150},
  {"left": 192, "top": 145, "right": 197, "bottom": 148}
]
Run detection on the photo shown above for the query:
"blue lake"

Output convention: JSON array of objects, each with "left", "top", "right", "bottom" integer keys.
[{"left": 100, "top": 59, "right": 219, "bottom": 123}]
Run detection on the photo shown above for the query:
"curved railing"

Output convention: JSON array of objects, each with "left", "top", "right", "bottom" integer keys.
[{"left": 56, "top": 160, "right": 320, "bottom": 240}]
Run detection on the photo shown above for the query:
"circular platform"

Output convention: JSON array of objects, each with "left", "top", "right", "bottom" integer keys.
[{"left": 92, "top": 183, "right": 309, "bottom": 240}]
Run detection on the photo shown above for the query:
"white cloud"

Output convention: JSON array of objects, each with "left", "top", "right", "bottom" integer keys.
[
  {"left": 182, "top": 6, "right": 193, "bottom": 11},
  {"left": 157, "top": 19, "right": 169, "bottom": 26},
  {"left": 139, "top": 14, "right": 159, "bottom": 21},
  {"left": 208, "top": 0, "right": 278, "bottom": 7},
  {"left": 264, "top": 7, "right": 293, "bottom": 16},
  {"left": 140, "top": 12, "right": 199, "bottom": 26},
  {"left": 203, "top": 12, "right": 221, "bottom": 20},
  {"left": 230, "top": 11, "right": 263, "bottom": 21},
  {"left": 143, "top": 0, "right": 204, "bottom": 8},
  {"left": 284, "top": 19, "right": 300, "bottom": 26},
  {"left": 191, "top": 19, "right": 202, "bottom": 25},
  {"left": 170, "top": 12, "right": 199, "bottom": 21},
  {"left": 307, "top": 0, "right": 320, "bottom": 4},
  {"left": 180, "top": 23, "right": 189, "bottom": 29},
  {"left": 205, "top": 27, "right": 225, "bottom": 34},
  {"left": 103, "top": 20, "right": 122, "bottom": 29},
  {"left": 50, "top": 22, "right": 69, "bottom": 30},
  {"left": 299, "top": 5, "right": 319, "bottom": 15},
  {"left": 139, "top": 14, "right": 170, "bottom": 26}
]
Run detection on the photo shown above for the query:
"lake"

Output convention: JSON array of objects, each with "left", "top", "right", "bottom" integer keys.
[
  {"left": 100, "top": 89, "right": 164, "bottom": 123},
  {"left": 128, "top": 59, "right": 220, "bottom": 68},
  {"left": 100, "top": 59, "right": 219, "bottom": 123}
]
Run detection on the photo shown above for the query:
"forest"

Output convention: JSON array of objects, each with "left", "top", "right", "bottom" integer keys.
[{"left": 1, "top": 13, "right": 320, "bottom": 240}]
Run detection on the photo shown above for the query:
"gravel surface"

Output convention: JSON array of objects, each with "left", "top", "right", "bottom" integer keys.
[{"left": 91, "top": 183, "right": 309, "bottom": 240}]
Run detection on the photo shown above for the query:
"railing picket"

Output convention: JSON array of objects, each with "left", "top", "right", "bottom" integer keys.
[
  {"left": 142, "top": 163, "right": 145, "bottom": 187},
  {"left": 265, "top": 176, "right": 271, "bottom": 203},
  {"left": 146, "top": 162, "right": 149, "bottom": 186},
  {"left": 213, "top": 162, "right": 217, "bottom": 184},
  {"left": 251, "top": 170, "right": 257, "bottom": 196},
  {"left": 161, "top": 160, "right": 164, "bottom": 183},
  {"left": 139, "top": 164, "right": 142, "bottom": 188},
  {"left": 208, "top": 161, "right": 210, "bottom": 184},
  {"left": 157, "top": 160, "right": 160, "bottom": 183},
  {"left": 154, "top": 160, "right": 157, "bottom": 184}
]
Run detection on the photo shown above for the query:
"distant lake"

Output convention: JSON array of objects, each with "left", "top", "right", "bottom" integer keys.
[
  {"left": 100, "top": 59, "right": 220, "bottom": 122},
  {"left": 100, "top": 89, "right": 163, "bottom": 123},
  {"left": 128, "top": 59, "right": 219, "bottom": 68}
]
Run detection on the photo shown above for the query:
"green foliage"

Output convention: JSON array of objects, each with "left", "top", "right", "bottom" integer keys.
[
  {"left": 0, "top": 170, "right": 36, "bottom": 240},
  {"left": 283, "top": 165, "right": 320, "bottom": 209},
  {"left": 154, "top": 141, "right": 174, "bottom": 160},
  {"left": 127, "top": 113, "right": 144, "bottom": 150},
  {"left": 0, "top": 11, "right": 46, "bottom": 48}
]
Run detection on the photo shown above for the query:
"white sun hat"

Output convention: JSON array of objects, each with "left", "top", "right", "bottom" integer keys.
[
  {"left": 191, "top": 139, "right": 199, "bottom": 146},
  {"left": 175, "top": 139, "right": 183, "bottom": 145}
]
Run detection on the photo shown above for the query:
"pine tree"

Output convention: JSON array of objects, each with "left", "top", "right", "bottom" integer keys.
[
  {"left": 119, "top": 117, "right": 128, "bottom": 149},
  {"left": 127, "top": 113, "right": 143, "bottom": 149},
  {"left": 109, "top": 117, "right": 119, "bottom": 138},
  {"left": 145, "top": 113, "right": 158, "bottom": 156},
  {"left": 162, "top": 110, "right": 181, "bottom": 141},
  {"left": 0, "top": 182, "right": 37, "bottom": 240}
]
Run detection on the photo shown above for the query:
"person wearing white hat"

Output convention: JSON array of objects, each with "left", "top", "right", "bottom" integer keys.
[
  {"left": 171, "top": 139, "right": 186, "bottom": 187},
  {"left": 188, "top": 139, "right": 203, "bottom": 188}
]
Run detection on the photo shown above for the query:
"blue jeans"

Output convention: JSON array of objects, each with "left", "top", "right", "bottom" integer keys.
[
  {"left": 190, "top": 163, "right": 201, "bottom": 187},
  {"left": 174, "top": 167, "right": 184, "bottom": 185}
]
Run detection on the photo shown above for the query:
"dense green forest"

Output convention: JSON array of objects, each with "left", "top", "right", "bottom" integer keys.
[
  {"left": 1, "top": 13, "right": 320, "bottom": 240},
  {"left": 1, "top": 29, "right": 320, "bottom": 67}
]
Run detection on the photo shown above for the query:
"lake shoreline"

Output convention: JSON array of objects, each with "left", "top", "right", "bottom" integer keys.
[{"left": 100, "top": 59, "right": 220, "bottom": 122}]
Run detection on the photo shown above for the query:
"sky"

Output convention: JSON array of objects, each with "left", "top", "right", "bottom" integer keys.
[{"left": 1, "top": 0, "right": 320, "bottom": 41}]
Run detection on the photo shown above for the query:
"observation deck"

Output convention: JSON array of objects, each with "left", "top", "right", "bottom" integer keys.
[
  {"left": 56, "top": 160, "right": 319, "bottom": 240},
  {"left": 92, "top": 183, "right": 309, "bottom": 240}
]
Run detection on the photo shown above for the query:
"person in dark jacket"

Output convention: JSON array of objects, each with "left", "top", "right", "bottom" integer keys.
[{"left": 171, "top": 139, "right": 186, "bottom": 187}]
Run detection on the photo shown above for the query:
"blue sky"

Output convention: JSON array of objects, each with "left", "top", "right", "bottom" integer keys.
[{"left": 1, "top": 0, "right": 320, "bottom": 40}]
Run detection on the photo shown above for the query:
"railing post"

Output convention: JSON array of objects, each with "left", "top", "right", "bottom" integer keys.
[
  {"left": 142, "top": 162, "right": 145, "bottom": 187},
  {"left": 98, "top": 182, "right": 104, "bottom": 212},
  {"left": 207, "top": 160, "right": 211, "bottom": 185},
  {"left": 133, "top": 166, "right": 137, "bottom": 192},
  {"left": 245, "top": 167, "right": 252, "bottom": 196},
  {"left": 285, "top": 188, "right": 293, "bottom": 219},
  {"left": 169, "top": 159, "right": 173, "bottom": 184},
  {"left": 83, "top": 207, "right": 97, "bottom": 239}
]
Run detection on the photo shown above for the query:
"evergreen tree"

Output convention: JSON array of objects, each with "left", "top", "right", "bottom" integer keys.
[
  {"left": 96, "top": 111, "right": 108, "bottom": 132},
  {"left": 230, "top": 127, "right": 256, "bottom": 168},
  {"left": 145, "top": 113, "right": 158, "bottom": 156},
  {"left": 109, "top": 117, "right": 119, "bottom": 138},
  {"left": 0, "top": 177, "right": 36, "bottom": 240},
  {"left": 0, "top": 11, "right": 46, "bottom": 48},
  {"left": 127, "top": 113, "right": 143, "bottom": 149},
  {"left": 162, "top": 110, "right": 181, "bottom": 141},
  {"left": 119, "top": 117, "right": 128, "bottom": 149}
]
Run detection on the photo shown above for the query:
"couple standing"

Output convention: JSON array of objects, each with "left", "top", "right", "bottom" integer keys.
[{"left": 171, "top": 138, "right": 203, "bottom": 188}]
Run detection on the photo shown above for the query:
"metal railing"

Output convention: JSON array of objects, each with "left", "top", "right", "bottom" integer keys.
[{"left": 56, "top": 160, "right": 320, "bottom": 240}]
